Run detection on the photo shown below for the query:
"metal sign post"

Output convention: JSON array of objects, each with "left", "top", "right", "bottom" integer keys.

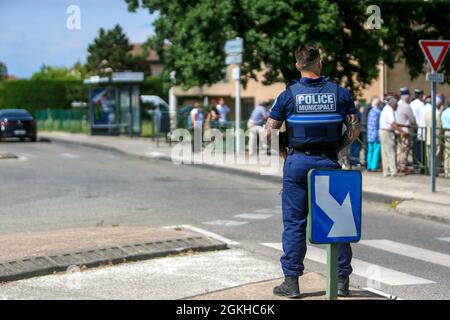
[
  {"left": 225, "top": 37, "right": 244, "bottom": 153},
  {"left": 308, "top": 170, "right": 362, "bottom": 300},
  {"left": 326, "top": 243, "right": 339, "bottom": 300},
  {"left": 169, "top": 71, "right": 177, "bottom": 135},
  {"left": 233, "top": 66, "right": 242, "bottom": 153},
  {"left": 419, "top": 40, "right": 450, "bottom": 192},
  {"left": 431, "top": 74, "right": 437, "bottom": 192}
]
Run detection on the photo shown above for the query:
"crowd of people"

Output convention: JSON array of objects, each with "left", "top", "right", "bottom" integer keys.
[
  {"left": 188, "top": 97, "right": 270, "bottom": 153},
  {"left": 350, "top": 88, "right": 450, "bottom": 178},
  {"left": 186, "top": 89, "right": 450, "bottom": 179}
]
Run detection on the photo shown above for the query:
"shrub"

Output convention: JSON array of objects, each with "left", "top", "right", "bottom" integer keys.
[{"left": 0, "top": 79, "right": 87, "bottom": 115}]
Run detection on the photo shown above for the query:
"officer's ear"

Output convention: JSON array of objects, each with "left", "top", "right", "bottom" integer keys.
[
  {"left": 295, "top": 62, "right": 302, "bottom": 72},
  {"left": 318, "top": 60, "right": 323, "bottom": 72}
]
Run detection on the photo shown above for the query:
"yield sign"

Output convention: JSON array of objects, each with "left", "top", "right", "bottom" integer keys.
[{"left": 419, "top": 40, "right": 450, "bottom": 72}]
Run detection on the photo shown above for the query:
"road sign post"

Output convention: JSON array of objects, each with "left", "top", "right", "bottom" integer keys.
[
  {"left": 308, "top": 169, "right": 362, "bottom": 300},
  {"left": 419, "top": 40, "right": 450, "bottom": 192},
  {"left": 431, "top": 77, "right": 437, "bottom": 192},
  {"left": 326, "top": 243, "right": 339, "bottom": 300},
  {"left": 225, "top": 37, "right": 244, "bottom": 153},
  {"left": 234, "top": 66, "right": 242, "bottom": 153}
]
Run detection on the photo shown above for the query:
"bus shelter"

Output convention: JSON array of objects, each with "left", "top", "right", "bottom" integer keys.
[{"left": 84, "top": 72, "right": 144, "bottom": 136}]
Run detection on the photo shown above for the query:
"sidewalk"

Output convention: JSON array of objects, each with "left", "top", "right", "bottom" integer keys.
[
  {"left": 0, "top": 225, "right": 226, "bottom": 282},
  {"left": 0, "top": 247, "right": 384, "bottom": 300},
  {"left": 40, "top": 132, "right": 450, "bottom": 224},
  {"left": 191, "top": 272, "right": 385, "bottom": 300}
]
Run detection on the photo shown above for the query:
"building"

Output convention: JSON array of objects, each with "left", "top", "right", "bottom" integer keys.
[{"left": 131, "top": 44, "right": 164, "bottom": 77}]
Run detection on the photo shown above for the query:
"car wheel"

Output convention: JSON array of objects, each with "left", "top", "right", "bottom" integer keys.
[{"left": 30, "top": 136, "right": 37, "bottom": 142}]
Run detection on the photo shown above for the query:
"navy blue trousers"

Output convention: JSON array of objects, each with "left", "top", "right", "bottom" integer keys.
[{"left": 280, "top": 153, "right": 353, "bottom": 277}]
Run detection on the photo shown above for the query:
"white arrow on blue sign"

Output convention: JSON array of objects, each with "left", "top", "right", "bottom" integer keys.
[{"left": 308, "top": 169, "right": 362, "bottom": 244}]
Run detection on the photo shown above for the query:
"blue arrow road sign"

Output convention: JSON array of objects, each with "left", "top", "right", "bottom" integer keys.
[{"left": 308, "top": 169, "right": 362, "bottom": 244}]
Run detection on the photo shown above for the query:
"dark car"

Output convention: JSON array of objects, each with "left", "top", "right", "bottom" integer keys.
[{"left": 0, "top": 109, "right": 37, "bottom": 142}]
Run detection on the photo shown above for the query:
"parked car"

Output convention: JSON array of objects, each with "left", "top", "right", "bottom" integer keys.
[{"left": 0, "top": 109, "right": 37, "bottom": 142}]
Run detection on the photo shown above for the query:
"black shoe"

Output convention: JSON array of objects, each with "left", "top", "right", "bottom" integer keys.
[
  {"left": 337, "top": 276, "right": 350, "bottom": 297},
  {"left": 273, "top": 277, "right": 300, "bottom": 299}
]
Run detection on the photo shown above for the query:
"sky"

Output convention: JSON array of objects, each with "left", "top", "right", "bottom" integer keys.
[{"left": 0, "top": 0, "right": 157, "bottom": 78}]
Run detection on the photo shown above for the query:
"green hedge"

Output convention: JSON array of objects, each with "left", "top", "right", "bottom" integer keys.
[
  {"left": 0, "top": 79, "right": 87, "bottom": 115},
  {"left": 0, "top": 77, "right": 167, "bottom": 116}
]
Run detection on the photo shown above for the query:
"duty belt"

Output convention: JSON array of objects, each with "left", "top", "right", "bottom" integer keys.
[{"left": 288, "top": 147, "right": 338, "bottom": 160}]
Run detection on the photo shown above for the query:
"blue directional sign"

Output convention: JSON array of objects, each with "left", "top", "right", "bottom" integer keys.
[{"left": 308, "top": 169, "right": 362, "bottom": 244}]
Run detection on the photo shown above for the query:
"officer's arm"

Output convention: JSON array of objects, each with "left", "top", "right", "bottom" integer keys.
[
  {"left": 265, "top": 118, "right": 283, "bottom": 143},
  {"left": 265, "top": 118, "right": 287, "bottom": 159},
  {"left": 340, "top": 114, "right": 361, "bottom": 151}
]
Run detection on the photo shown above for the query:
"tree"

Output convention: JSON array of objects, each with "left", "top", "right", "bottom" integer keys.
[
  {"left": 86, "top": 24, "right": 148, "bottom": 76},
  {"left": 31, "top": 62, "right": 86, "bottom": 81},
  {"left": 0, "top": 61, "right": 7, "bottom": 80},
  {"left": 125, "top": 0, "right": 450, "bottom": 95}
]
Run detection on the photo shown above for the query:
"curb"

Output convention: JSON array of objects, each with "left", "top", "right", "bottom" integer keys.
[
  {"left": 42, "top": 134, "right": 448, "bottom": 225},
  {"left": 395, "top": 200, "right": 450, "bottom": 225},
  {"left": 0, "top": 236, "right": 227, "bottom": 283},
  {"left": 0, "top": 152, "right": 18, "bottom": 160}
]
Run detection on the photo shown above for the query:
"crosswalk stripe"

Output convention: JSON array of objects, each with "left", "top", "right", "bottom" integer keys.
[
  {"left": 255, "top": 208, "right": 280, "bottom": 214},
  {"left": 359, "top": 239, "right": 450, "bottom": 268},
  {"left": 233, "top": 213, "right": 273, "bottom": 220},
  {"left": 146, "top": 151, "right": 166, "bottom": 158},
  {"left": 19, "top": 153, "right": 36, "bottom": 158},
  {"left": 436, "top": 237, "right": 450, "bottom": 243},
  {"left": 59, "top": 153, "right": 80, "bottom": 159},
  {"left": 203, "top": 220, "right": 248, "bottom": 227},
  {"left": 165, "top": 224, "right": 240, "bottom": 245},
  {"left": 261, "top": 242, "right": 435, "bottom": 286}
]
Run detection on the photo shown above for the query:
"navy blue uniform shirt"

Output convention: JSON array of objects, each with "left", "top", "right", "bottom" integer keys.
[{"left": 270, "top": 76, "right": 357, "bottom": 121}]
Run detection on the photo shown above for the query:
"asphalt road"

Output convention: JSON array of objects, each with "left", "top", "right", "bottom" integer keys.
[{"left": 0, "top": 140, "right": 449, "bottom": 300}]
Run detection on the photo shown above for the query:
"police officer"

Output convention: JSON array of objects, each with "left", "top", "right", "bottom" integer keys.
[{"left": 266, "top": 44, "right": 360, "bottom": 298}]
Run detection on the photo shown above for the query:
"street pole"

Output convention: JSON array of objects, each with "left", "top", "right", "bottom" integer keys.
[
  {"left": 235, "top": 65, "right": 241, "bottom": 154},
  {"left": 431, "top": 74, "right": 437, "bottom": 193},
  {"left": 326, "top": 243, "right": 339, "bottom": 300},
  {"left": 169, "top": 71, "right": 177, "bottom": 135}
]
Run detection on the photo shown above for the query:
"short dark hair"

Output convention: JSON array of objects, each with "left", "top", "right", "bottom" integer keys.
[{"left": 295, "top": 44, "right": 321, "bottom": 69}]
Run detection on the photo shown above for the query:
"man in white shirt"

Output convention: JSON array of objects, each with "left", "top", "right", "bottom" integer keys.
[
  {"left": 379, "top": 96, "right": 404, "bottom": 177},
  {"left": 410, "top": 89, "right": 425, "bottom": 171},
  {"left": 397, "top": 87, "right": 410, "bottom": 108},
  {"left": 411, "top": 89, "right": 425, "bottom": 121},
  {"left": 190, "top": 103, "right": 204, "bottom": 153}
]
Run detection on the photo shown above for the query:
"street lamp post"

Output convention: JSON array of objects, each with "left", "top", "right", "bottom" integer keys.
[{"left": 169, "top": 71, "right": 177, "bottom": 135}]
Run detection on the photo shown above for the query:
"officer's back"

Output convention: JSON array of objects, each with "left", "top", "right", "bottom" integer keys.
[{"left": 266, "top": 44, "right": 360, "bottom": 299}]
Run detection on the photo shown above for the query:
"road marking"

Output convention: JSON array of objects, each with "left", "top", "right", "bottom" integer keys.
[
  {"left": 146, "top": 151, "right": 167, "bottom": 158},
  {"left": 203, "top": 220, "right": 248, "bottom": 227},
  {"left": 254, "top": 208, "right": 280, "bottom": 214},
  {"left": 17, "top": 155, "right": 28, "bottom": 161},
  {"left": 261, "top": 242, "right": 435, "bottom": 286},
  {"left": 59, "top": 153, "right": 80, "bottom": 159},
  {"left": 359, "top": 239, "right": 450, "bottom": 268},
  {"left": 362, "top": 287, "right": 402, "bottom": 300},
  {"left": 436, "top": 237, "right": 450, "bottom": 243},
  {"left": 233, "top": 213, "right": 273, "bottom": 220},
  {"left": 164, "top": 224, "right": 239, "bottom": 245},
  {"left": 19, "top": 153, "right": 36, "bottom": 158}
]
